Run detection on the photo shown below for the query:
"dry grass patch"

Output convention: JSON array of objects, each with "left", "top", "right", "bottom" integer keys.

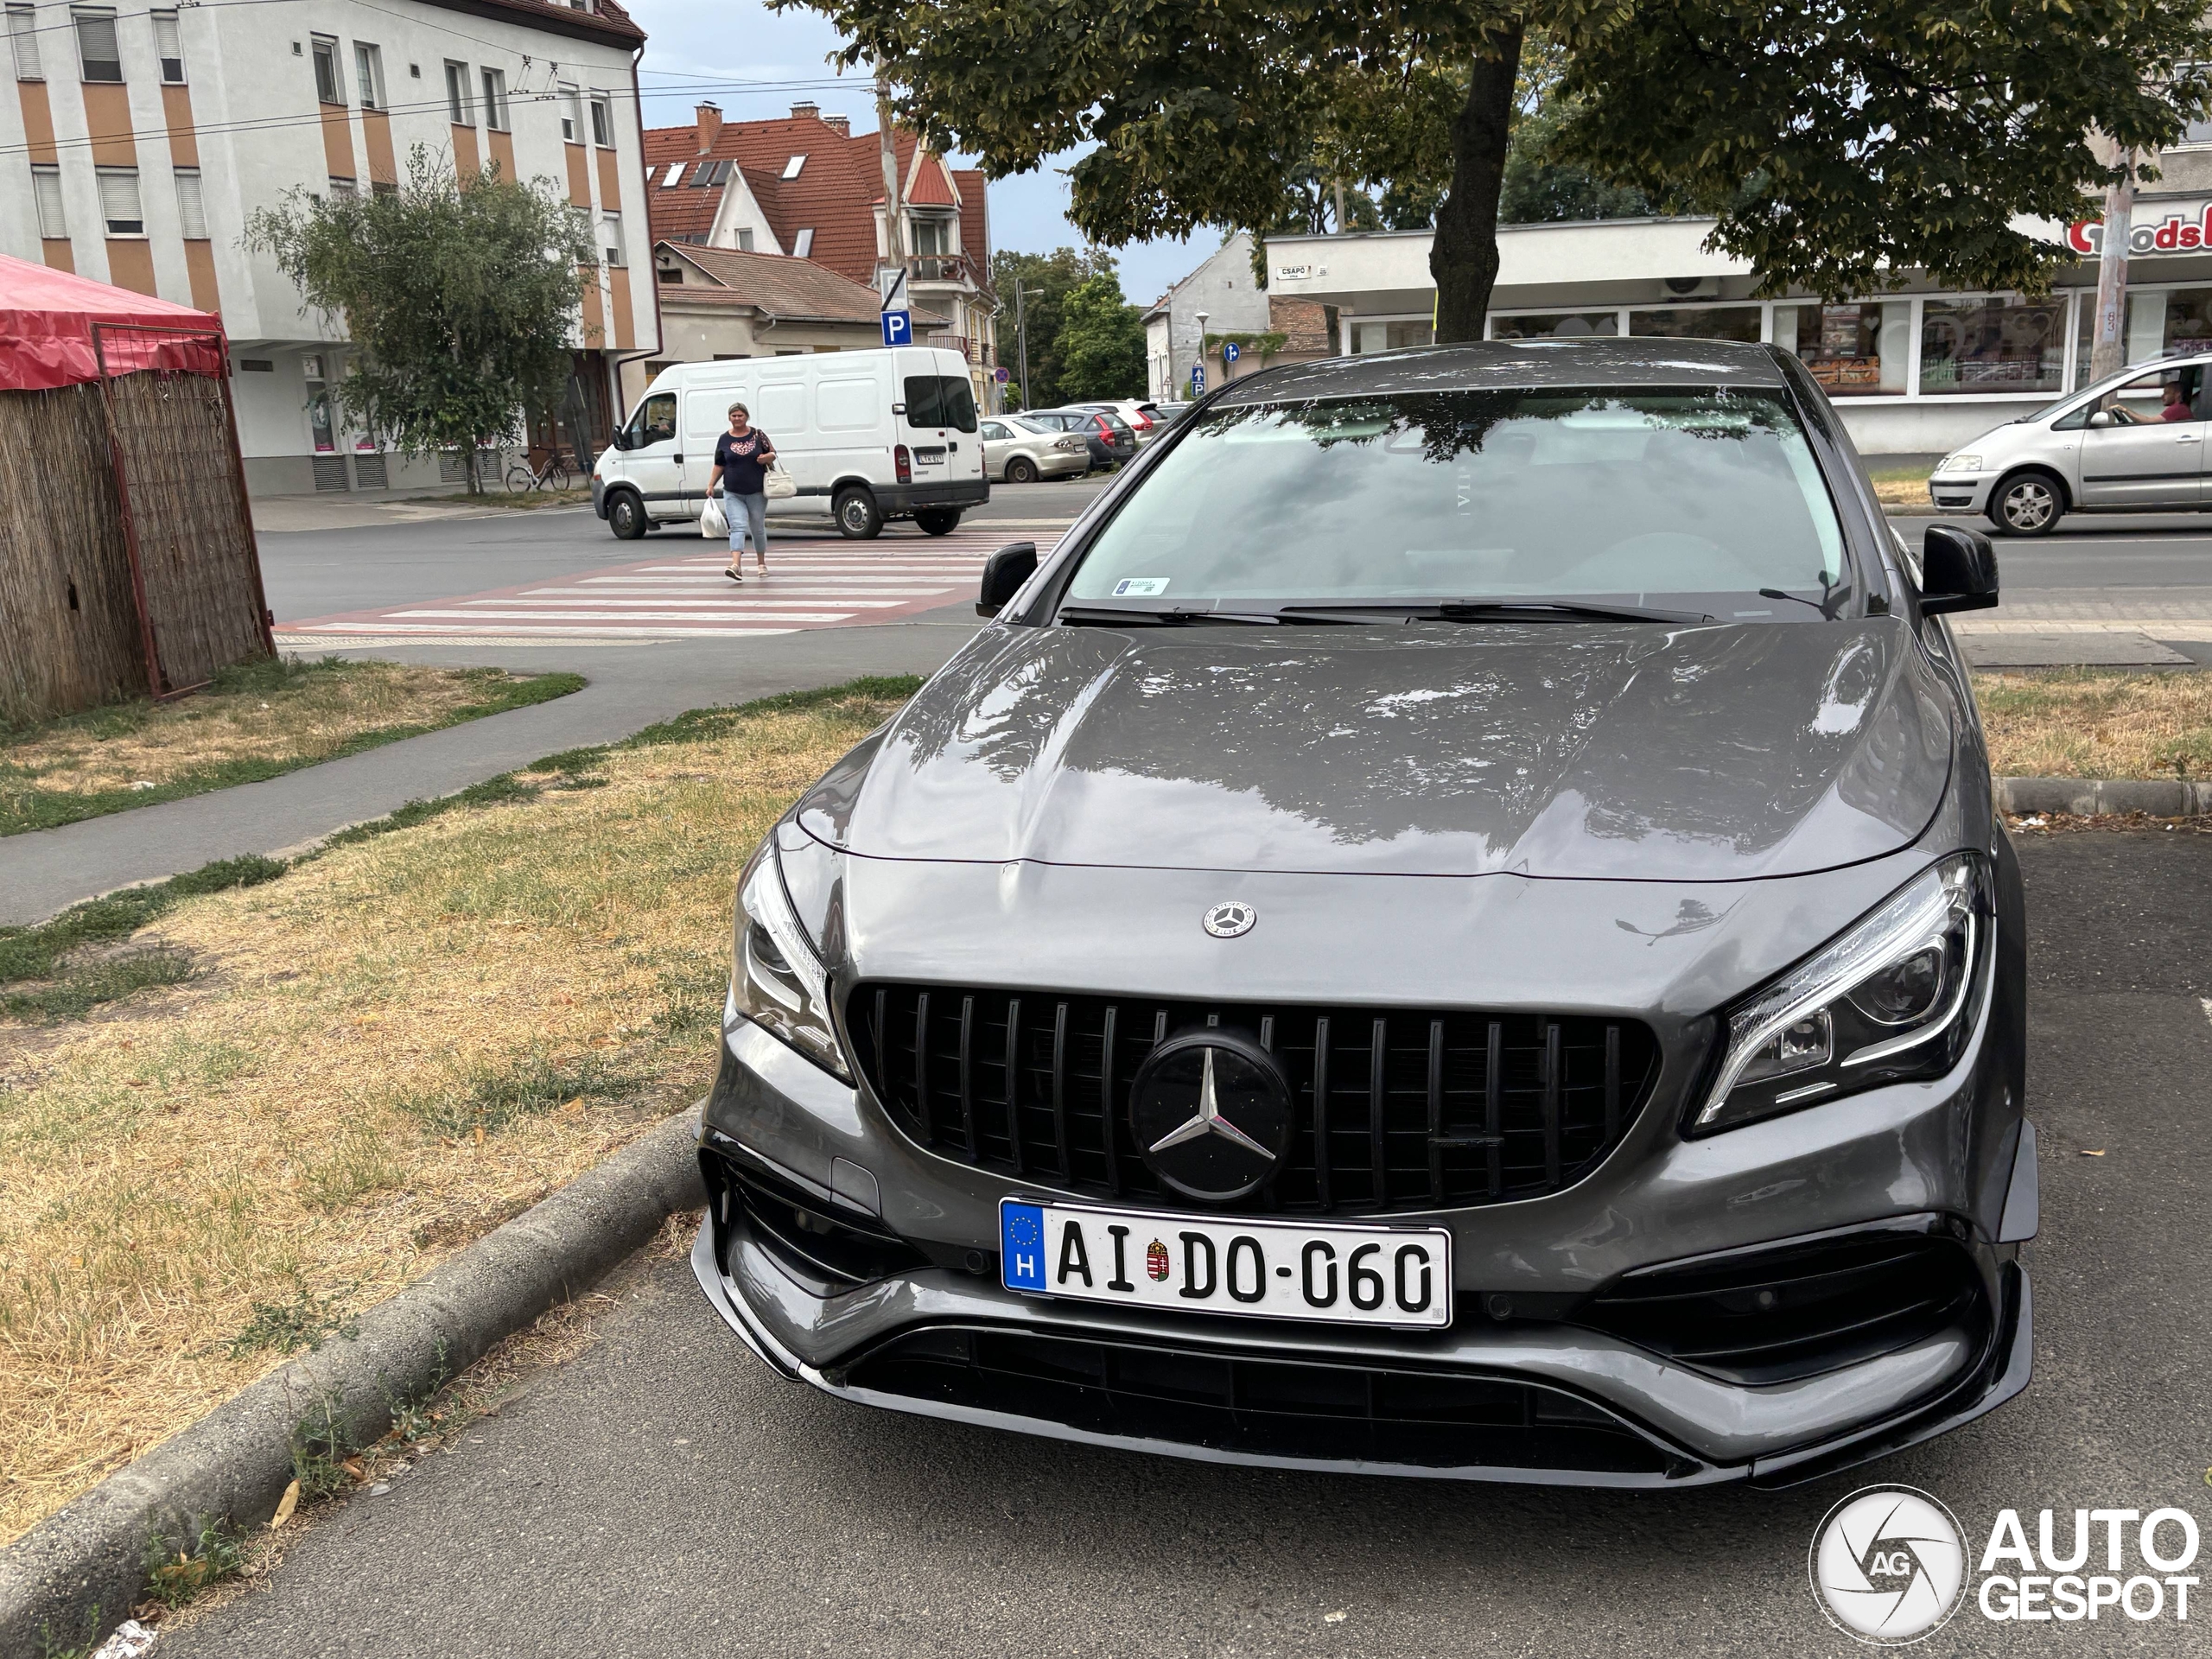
[
  {"left": 1, "top": 657, "right": 583, "bottom": 836},
  {"left": 1866, "top": 464, "right": 1933, "bottom": 508},
  {"left": 1974, "top": 667, "right": 2212, "bottom": 779},
  {"left": 0, "top": 682, "right": 912, "bottom": 1544}
]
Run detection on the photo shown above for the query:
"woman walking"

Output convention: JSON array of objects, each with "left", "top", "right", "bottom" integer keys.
[{"left": 708, "top": 402, "right": 776, "bottom": 582}]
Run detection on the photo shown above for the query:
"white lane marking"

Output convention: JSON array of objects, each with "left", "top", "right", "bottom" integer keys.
[
  {"left": 292, "top": 622, "right": 801, "bottom": 637},
  {"left": 487, "top": 597, "right": 913, "bottom": 609},
  {"left": 2202, "top": 997, "right": 2212, "bottom": 1028},
  {"left": 386, "top": 608, "right": 861, "bottom": 624}
]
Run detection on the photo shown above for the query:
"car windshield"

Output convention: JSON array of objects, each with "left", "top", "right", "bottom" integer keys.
[
  {"left": 1007, "top": 416, "right": 1052, "bottom": 434},
  {"left": 1064, "top": 388, "right": 1851, "bottom": 619}
]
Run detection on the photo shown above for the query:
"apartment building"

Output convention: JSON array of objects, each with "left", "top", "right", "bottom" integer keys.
[
  {"left": 639, "top": 101, "right": 998, "bottom": 412},
  {"left": 0, "top": 0, "right": 658, "bottom": 495}
]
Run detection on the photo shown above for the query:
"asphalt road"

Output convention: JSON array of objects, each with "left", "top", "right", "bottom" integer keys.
[{"left": 163, "top": 830, "right": 2212, "bottom": 1657}]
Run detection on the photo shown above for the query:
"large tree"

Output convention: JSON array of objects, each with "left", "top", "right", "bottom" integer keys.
[
  {"left": 990, "top": 245, "right": 1120, "bottom": 407},
  {"left": 247, "top": 148, "right": 592, "bottom": 490},
  {"left": 1055, "top": 271, "right": 1149, "bottom": 400},
  {"left": 792, "top": 1, "right": 2212, "bottom": 341}
]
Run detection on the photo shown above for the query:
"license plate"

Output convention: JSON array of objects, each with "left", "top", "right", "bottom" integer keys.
[
  {"left": 999, "top": 1198, "right": 1452, "bottom": 1329},
  {"left": 913, "top": 446, "right": 946, "bottom": 463}
]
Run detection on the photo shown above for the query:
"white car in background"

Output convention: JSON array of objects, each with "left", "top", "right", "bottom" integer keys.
[
  {"left": 1927, "top": 353, "right": 2212, "bottom": 535},
  {"left": 1075, "top": 399, "right": 1165, "bottom": 444},
  {"left": 981, "top": 415, "right": 1090, "bottom": 483}
]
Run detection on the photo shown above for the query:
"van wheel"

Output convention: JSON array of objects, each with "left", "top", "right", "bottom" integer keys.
[
  {"left": 607, "top": 492, "right": 648, "bottom": 540},
  {"left": 915, "top": 508, "right": 963, "bottom": 536},
  {"left": 1988, "top": 470, "right": 2063, "bottom": 537},
  {"left": 834, "top": 487, "right": 883, "bottom": 539},
  {"left": 1005, "top": 455, "right": 1039, "bottom": 484}
]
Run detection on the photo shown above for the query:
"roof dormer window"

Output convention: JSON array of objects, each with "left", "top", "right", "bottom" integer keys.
[
  {"left": 689, "top": 158, "right": 730, "bottom": 188},
  {"left": 792, "top": 228, "right": 814, "bottom": 257},
  {"left": 781, "top": 154, "right": 805, "bottom": 180}
]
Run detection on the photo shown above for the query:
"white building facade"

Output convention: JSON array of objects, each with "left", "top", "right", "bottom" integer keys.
[
  {"left": 0, "top": 0, "right": 658, "bottom": 495},
  {"left": 1142, "top": 230, "right": 1271, "bottom": 403},
  {"left": 1266, "top": 191, "right": 2212, "bottom": 456}
]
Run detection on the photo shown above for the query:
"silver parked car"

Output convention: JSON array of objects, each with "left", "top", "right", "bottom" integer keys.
[
  {"left": 981, "top": 415, "right": 1090, "bottom": 484},
  {"left": 699, "top": 340, "right": 2031, "bottom": 1488},
  {"left": 1929, "top": 354, "right": 2209, "bottom": 534}
]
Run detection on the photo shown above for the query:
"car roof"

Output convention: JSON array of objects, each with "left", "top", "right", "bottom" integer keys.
[{"left": 1214, "top": 338, "right": 1792, "bottom": 407}]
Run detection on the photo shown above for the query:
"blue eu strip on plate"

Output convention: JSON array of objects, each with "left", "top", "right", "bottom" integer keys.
[{"left": 1001, "top": 1200, "right": 1047, "bottom": 1290}]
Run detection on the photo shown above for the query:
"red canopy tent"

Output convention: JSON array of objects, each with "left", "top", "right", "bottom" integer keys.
[
  {"left": 0, "top": 256, "right": 269, "bottom": 721},
  {"left": 0, "top": 251, "right": 227, "bottom": 389}
]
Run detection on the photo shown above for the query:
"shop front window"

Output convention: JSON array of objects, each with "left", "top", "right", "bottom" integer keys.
[
  {"left": 1919, "top": 296, "right": 2064, "bottom": 395},
  {"left": 1490, "top": 310, "right": 1620, "bottom": 340},
  {"left": 2072, "top": 286, "right": 2212, "bottom": 388},
  {"left": 1351, "top": 321, "right": 1434, "bottom": 353},
  {"left": 1628, "top": 305, "right": 1762, "bottom": 342},
  {"left": 1773, "top": 301, "right": 1910, "bottom": 395}
]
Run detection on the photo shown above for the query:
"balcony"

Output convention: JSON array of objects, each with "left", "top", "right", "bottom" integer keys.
[
  {"left": 908, "top": 252, "right": 984, "bottom": 287},
  {"left": 925, "top": 333, "right": 995, "bottom": 365}
]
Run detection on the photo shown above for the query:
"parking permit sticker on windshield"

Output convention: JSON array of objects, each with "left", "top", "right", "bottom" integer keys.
[{"left": 1113, "top": 577, "right": 1170, "bottom": 596}]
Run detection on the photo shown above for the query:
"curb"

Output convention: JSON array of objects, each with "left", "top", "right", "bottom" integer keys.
[
  {"left": 0, "top": 1105, "right": 705, "bottom": 1656},
  {"left": 1995, "top": 775, "right": 2212, "bottom": 817}
]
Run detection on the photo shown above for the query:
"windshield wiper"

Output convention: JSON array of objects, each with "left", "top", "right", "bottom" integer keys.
[
  {"left": 1055, "top": 605, "right": 1287, "bottom": 627},
  {"left": 1280, "top": 599, "right": 1715, "bottom": 625}
]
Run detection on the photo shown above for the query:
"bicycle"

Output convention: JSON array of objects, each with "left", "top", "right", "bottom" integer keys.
[{"left": 505, "top": 448, "right": 574, "bottom": 494}]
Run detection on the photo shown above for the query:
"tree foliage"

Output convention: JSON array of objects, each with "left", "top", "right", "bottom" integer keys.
[
  {"left": 989, "top": 245, "right": 1120, "bottom": 406},
  {"left": 790, "top": 0, "right": 2212, "bottom": 340},
  {"left": 245, "top": 149, "right": 592, "bottom": 488},
  {"left": 1055, "top": 272, "right": 1149, "bottom": 400}
]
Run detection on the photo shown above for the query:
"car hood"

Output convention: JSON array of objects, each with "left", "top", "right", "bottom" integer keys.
[{"left": 810, "top": 620, "right": 1953, "bottom": 881}]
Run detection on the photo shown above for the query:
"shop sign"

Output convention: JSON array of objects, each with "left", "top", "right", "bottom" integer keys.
[{"left": 2067, "top": 200, "right": 2212, "bottom": 255}]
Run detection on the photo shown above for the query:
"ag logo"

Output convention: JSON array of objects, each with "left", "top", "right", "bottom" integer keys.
[{"left": 1809, "top": 1485, "right": 1967, "bottom": 1645}]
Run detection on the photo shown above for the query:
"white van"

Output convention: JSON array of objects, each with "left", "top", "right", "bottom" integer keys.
[{"left": 590, "top": 346, "right": 988, "bottom": 541}]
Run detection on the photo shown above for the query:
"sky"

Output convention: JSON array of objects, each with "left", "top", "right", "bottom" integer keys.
[{"left": 625, "top": 0, "right": 1211, "bottom": 308}]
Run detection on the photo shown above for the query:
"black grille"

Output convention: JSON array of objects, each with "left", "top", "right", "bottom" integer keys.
[
  {"left": 849, "top": 984, "right": 1661, "bottom": 1214},
  {"left": 845, "top": 1328, "right": 1688, "bottom": 1477},
  {"left": 1577, "top": 1221, "right": 1986, "bottom": 1386}
]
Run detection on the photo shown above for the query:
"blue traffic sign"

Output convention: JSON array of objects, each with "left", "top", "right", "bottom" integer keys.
[
  {"left": 1223, "top": 340, "right": 1241, "bottom": 365},
  {"left": 880, "top": 309, "right": 912, "bottom": 346},
  {"left": 1190, "top": 364, "right": 1205, "bottom": 393}
]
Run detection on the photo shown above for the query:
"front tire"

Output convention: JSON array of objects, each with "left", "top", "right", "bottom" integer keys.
[
  {"left": 835, "top": 486, "right": 884, "bottom": 539},
  {"left": 1988, "top": 471, "right": 2063, "bottom": 537},
  {"left": 915, "top": 507, "right": 962, "bottom": 536},
  {"left": 504, "top": 463, "right": 533, "bottom": 495},
  {"left": 607, "top": 492, "right": 648, "bottom": 539},
  {"left": 1005, "top": 455, "right": 1039, "bottom": 484}
]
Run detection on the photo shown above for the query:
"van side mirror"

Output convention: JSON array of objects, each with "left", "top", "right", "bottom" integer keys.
[
  {"left": 977, "top": 542, "right": 1038, "bottom": 619},
  {"left": 1921, "top": 524, "right": 1999, "bottom": 614}
]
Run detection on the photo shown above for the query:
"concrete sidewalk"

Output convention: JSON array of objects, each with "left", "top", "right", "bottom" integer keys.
[{"left": 0, "top": 614, "right": 981, "bottom": 926}]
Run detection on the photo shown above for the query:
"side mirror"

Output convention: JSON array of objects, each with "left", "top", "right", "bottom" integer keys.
[
  {"left": 977, "top": 542, "right": 1039, "bottom": 619},
  {"left": 2085, "top": 408, "right": 2120, "bottom": 429},
  {"left": 1921, "top": 524, "right": 1999, "bottom": 615}
]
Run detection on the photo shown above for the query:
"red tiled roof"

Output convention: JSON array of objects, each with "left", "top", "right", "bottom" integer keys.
[
  {"left": 641, "top": 112, "right": 995, "bottom": 291},
  {"left": 657, "top": 243, "right": 947, "bottom": 327},
  {"left": 423, "top": 0, "right": 644, "bottom": 48}
]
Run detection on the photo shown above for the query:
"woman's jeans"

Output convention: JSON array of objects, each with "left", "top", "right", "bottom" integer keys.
[{"left": 724, "top": 490, "right": 767, "bottom": 560}]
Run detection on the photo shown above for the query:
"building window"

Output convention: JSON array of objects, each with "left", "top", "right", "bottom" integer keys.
[
  {"left": 689, "top": 158, "right": 730, "bottom": 188},
  {"left": 912, "top": 216, "right": 950, "bottom": 255},
  {"left": 780, "top": 153, "right": 804, "bottom": 180},
  {"left": 32, "top": 164, "right": 66, "bottom": 237},
  {"left": 735, "top": 226, "right": 753, "bottom": 251},
  {"left": 1489, "top": 311, "right": 1619, "bottom": 340},
  {"left": 443, "top": 60, "right": 469, "bottom": 124},
  {"left": 1628, "top": 304, "right": 1762, "bottom": 343},
  {"left": 2071, "top": 284, "right": 2212, "bottom": 388},
  {"left": 1773, "top": 302, "right": 1911, "bottom": 396},
  {"left": 559, "top": 83, "right": 580, "bottom": 142},
  {"left": 353, "top": 43, "right": 383, "bottom": 110},
  {"left": 479, "top": 66, "right": 506, "bottom": 130},
  {"left": 311, "top": 36, "right": 342, "bottom": 105},
  {"left": 792, "top": 227, "right": 814, "bottom": 257},
  {"left": 151, "top": 10, "right": 181, "bottom": 81},
  {"left": 73, "top": 10, "right": 122, "bottom": 82},
  {"left": 656, "top": 264, "right": 681, "bottom": 283},
  {"left": 174, "top": 166, "right": 206, "bottom": 237},
  {"left": 7, "top": 6, "right": 41, "bottom": 79},
  {"left": 588, "top": 93, "right": 613, "bottom": 147},
  {"left": 1349, "top": 321, "right": 1432, "bottom": 353},
  {"left": 601, "top": 211, "right": 623, "bottom": 266},
  {"left": 1919, "top": 296, "right": 2065, "bottom": 396},
  {"left": 96, "top": 166, "right": 142, "bottom": 233},
  {"left": 328, "top": 176, "right": 357, "bottom": 197}
]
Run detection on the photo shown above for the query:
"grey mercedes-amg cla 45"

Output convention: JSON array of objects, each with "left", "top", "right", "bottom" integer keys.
[{"left": 694, "top": 340, "right": 2033, "bottom": 1487}]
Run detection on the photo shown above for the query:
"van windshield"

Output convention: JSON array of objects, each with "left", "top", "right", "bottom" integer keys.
[{"left": 1064, "top": 389, "right": 1852, "bottom": 620}]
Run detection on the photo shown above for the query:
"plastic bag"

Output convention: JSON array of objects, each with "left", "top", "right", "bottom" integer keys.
[{"left": 699, "top": 492, "right": 728, "bottom": 538}]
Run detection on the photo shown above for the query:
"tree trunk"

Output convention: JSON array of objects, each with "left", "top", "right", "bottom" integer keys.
[{"left": 1430, "top": 23, "right": 1524, "bottom": 344}]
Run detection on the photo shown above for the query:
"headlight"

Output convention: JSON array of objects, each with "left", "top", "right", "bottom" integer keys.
[
  {"left": 730, "top": 824, "right": 850, "bottom": 1081},
  {"left": 1939, "top": 453, "right": 1983, "bottom": 474},
  {"left": 1690, "top": 853, "right": 1986, "bottom": 1135}
]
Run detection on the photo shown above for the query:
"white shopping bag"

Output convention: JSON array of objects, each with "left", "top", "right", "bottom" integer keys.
[{"left": 699, "top": 492, "right": 728, "bottom": 538}]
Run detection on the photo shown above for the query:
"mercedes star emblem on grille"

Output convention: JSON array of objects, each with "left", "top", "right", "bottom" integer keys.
[
  {"left": 1127, "top": 1030, "right": 1294, "bottom": 1201},
  {"left": 1202, "top": 900, "right": 1256, "bottom": 938}
]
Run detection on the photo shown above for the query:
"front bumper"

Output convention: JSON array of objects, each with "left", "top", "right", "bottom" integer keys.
[
  {"left": 1927, "top": 473, "right": 1994, "bottom": 513},
  {"left": 693, "top": 950, "right": 2034, "bottom": 1486}
]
